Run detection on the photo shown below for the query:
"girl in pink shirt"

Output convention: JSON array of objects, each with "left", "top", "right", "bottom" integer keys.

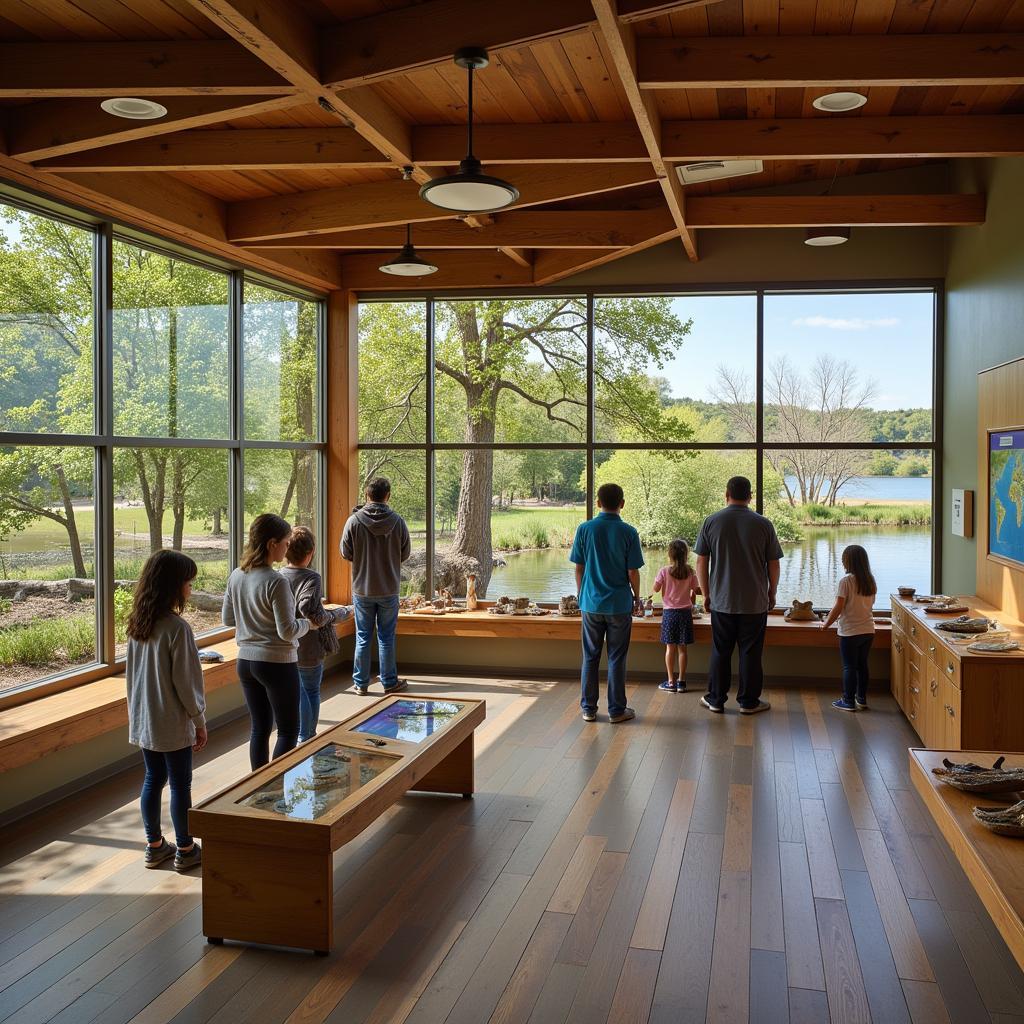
[{"left": 654, "top": 539, "right": 699, "bottom": 692}]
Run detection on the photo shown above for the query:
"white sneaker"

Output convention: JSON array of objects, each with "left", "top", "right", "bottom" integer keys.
[{"left": 739, "top": 701, "right": 771, "bottom": 715}]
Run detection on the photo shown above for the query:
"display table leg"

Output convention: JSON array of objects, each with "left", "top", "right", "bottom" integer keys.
[
  {"left": 202, "top": 840, "right": 333, "bottom": 952},
  {"left": 410, "top": 733, "right": 475, "bottom": 797}
]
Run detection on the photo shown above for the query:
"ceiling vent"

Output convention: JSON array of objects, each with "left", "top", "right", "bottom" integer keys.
[{"left": 676, "top": 160, "right": 764, "bottom": 185}]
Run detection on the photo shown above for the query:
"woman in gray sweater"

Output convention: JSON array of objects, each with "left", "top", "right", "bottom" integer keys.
[
  {"left": 125, "top": 550, "right": 207, "bottom": 873},
  {"left": 222, "top": 513, "right": 309, "bottom": 770}
]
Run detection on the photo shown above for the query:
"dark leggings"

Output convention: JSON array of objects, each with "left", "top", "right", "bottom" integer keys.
[
  {"left": 839, "top": 633, "right": 873, "bottom": 704},
  {"left": 141, "top": 746, "right": 193, "bottom": 848},
  {"left": 238, "top": 658, "right": 300, "bottom": 770}
]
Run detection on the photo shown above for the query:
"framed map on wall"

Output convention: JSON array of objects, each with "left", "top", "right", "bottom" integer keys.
[{"left": 989, "top": 428, "right": 1024, "bottom": 569}]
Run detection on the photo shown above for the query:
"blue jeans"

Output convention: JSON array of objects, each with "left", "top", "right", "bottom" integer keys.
[
  {"left": 353, "top": 595, "right": 400, "bottom": 689},
  {"left": 140, "top": 746, "right": 193, "bottom": 848},
  {"left": 298, "top": 663, "right": 324, "bottom": 742},
  {"left": 580, "top": 612, "right": 632, "bottom": 717},
  {"left": 840, "top": 633, "right": 873, "bottom": 704}
]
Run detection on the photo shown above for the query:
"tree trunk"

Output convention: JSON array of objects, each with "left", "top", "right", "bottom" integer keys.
[
  {"left": 212, "top": 506, "right": 223, "bottom": 535},
  {"left": 54, "top": 464, "right": 87, "bottom": 578},
  {"left": 134, "top": 450, "right": 168, "bottom": 552},
  {"left": 450, "top": 389, "right": 496, "bottom": 595},
  {"left": 171, "top": 452, "right": 186, "bottom": 550},
  {"left": 280, "top": 463, "right": 296, "bottom": 521}
]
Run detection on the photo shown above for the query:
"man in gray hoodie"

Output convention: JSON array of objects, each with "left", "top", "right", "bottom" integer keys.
[{"left": 341, "top": 476, "right": 412, "bottom": 695}]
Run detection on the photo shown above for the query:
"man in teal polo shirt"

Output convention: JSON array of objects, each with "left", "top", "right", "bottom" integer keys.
[{"left": 569, "top": 482, "right": 644, "bottom": 723}]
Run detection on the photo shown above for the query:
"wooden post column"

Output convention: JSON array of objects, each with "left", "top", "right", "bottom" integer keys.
[{"left": 327, "top": 289, "right": 360, "bottom": 604}]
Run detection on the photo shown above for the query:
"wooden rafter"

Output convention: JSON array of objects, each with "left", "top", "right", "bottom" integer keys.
[
  {"left": 226, "top": 164, "right": 660, "bottom": 241},
  {"left": 637, "top": 34, "right": 1024, "bottom": 90},
  {"left": 590, "top": 0, "right": 697, "bottom": 261},
  {"left": 240, "top": 210, "right": 676, "bottom": 249},
  {"left": 685, "top": 194, "right": 986, "bottom": 228},
  {"left": 532, "top": 226, "right": 680, "bottom": 284},
  {"left": 0, "top": 42, "right": 294, "bottom": 97},
  {"left": 7, "top": 95, "right": 303, "bottom": 163},
  {"left": 617, "top": 0, "right": 725, "bottom": 20}
]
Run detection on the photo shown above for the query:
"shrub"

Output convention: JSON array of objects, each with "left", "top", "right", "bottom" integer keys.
[
  {"left": 806, "top": 504, "right": 839, "bottom": 522},
  {"left": 0, "top": 615, "right": 94, "bottom": 667}
]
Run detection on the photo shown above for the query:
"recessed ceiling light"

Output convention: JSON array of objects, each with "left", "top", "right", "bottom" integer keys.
[
  {"left": 100, "top": 97, "right": 168, "bottom": 120},
  {"left": 804, "top": 227, "right": 851, "bottom": 246},
  {"left": 812, "top": 91, "right": 868, "bottom": 113}
]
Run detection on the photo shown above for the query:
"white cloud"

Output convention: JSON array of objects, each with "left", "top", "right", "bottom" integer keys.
[{"left": 791, "top": 315, "right": 901, "bottom": 331}]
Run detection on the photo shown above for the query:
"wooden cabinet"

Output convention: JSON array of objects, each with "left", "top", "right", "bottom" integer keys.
[{"left": 890, "top": 596, "right": 1024, "bottom": 752}]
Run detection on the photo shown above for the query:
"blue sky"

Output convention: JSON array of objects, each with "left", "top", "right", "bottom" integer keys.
[{"left": 656, "top": 291, "right": 934, "bottom": 410}]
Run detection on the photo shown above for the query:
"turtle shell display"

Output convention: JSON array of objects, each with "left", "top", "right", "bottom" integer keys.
[
  {"left": 924, "top": 602, "right": 969, "bottom": 614},
  {"left": 973, "top": 799, "right": 1024, "bottom": 837},
  {"left": 933, "top": 757, "right": 1024, "bottom": 793},
  {"left": 935, "top": 616, "right": 992, "bottom": 633},
  {"left": 968, "top": 639, "right": 1021, "bottom": 653}
]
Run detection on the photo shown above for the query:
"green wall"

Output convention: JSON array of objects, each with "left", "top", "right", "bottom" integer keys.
[{"left": 943, "top": 158, "right": 1024, "bottom": 593}]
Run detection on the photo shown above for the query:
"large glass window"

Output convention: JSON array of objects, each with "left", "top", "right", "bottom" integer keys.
[
  {"left": 359, "top": 289, "right": 937, "bottom": 610},
  {"left": 0, "top": 197, "right": 324, "bottom": 698}
]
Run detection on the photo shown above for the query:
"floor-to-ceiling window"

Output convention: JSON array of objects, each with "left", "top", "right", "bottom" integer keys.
[
  {"left": 357, "top": 289, "right": 937, "bottom": 609},
  {"left": 0, "top": 198, "right": 325, "bottom": 697}
]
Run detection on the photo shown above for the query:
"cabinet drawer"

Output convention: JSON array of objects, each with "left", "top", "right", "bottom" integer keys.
[
  {"left": 940, "top": 651, "right": 962, "bottom": 689},
  {"left": 941, "top": 678, "right": 961, "bottom": 750},
  {"left": 891, "top": 602, "right": 906, "bottom": 632},
  {"left": 905, "top": 615, "right": 924, "bottom": 647}
]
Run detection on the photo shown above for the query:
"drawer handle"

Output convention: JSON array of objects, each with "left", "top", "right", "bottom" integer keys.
[
  {"left": 947, "top": 662, "right": 955, "bottom": 675},
  {"left": 909, "top": 711, "right": 916, "bottom": 720},
  {"left": 929, "top": 643, "right": 936, "bottom": 654},
  {"left": 930, "top": 680, "right": 938, "bottom": 695},
  {"left": 910, "top": 686, "right": 920, "bottom": 694},
  {"left": 946, "top": 705, "right": 955, "bottom": 717},
  {"left": 911, "top": 624, "right": 917, "bottom": 636}
]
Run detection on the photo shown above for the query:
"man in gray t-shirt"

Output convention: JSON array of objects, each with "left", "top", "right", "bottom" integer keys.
[{"left": 694, "top": 476, "right": 783, "bottom": 714}]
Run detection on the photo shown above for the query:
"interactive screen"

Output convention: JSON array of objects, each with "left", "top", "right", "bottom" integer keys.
[{"left": 352, "top": 699, "right": 467, "bottom": 744}]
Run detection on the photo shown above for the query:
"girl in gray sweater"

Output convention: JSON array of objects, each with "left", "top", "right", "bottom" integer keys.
[
  {"left": 222, "top": 513, "right": 309, "bottom": 770},
  {"left": 125, "top": 550, "right": 207, "bottom": 873}
]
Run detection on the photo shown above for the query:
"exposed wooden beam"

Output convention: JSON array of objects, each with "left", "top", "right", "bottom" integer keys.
[
  {"left": 617, "top": 0, "right": 726, "bottom": 20},
  {"left": 661, "top": 115, "right": 1024, "bottom": 161},
  {"left": 413, "top": 122, "right": 648, "bottom": 164},
  {"left": 637, "top": 33, "right": 1024, "bottom": 89},
  {"left": 533, "top": 225, "right": 680, "bottom": 283},
  {"left": 7, "top": 95, "right": 303, "bottom": 163},
  {"left": 321, "top": 0, "right": 596, "bottom": 89},
  {"left": 684, "top": 194, "right": 986, "bottom": 228},
  {"left": 591, "top": 0, "right": 697, "bottom": 261},
  {"left": 342, "top": 250, "right": 533, "bottom": 290},
  {"left": 227, "top": 164, "right": 659, "bottom": 241},
  {"left": 0, "top": 42, "right": 294, "bottom": 97},
  {"left": 241, "top": 210, "right": 676, "bottom": 249},
  {"left": 34, "top": 129, "right": 393, "bottom": 172}
]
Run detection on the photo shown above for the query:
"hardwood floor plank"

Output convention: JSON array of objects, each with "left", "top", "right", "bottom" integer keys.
[
  {"left": 489, "top": 912, "right": 573, "bottom": 1024},
  {"left": 908, "top": 898, "right": 991, "bottom": 1024},
  {"left": 788, "top": 703, "right": 823, "bottom": 801},
  {"left": 837, "top": 756, "right": 880, "bottom": 831},
  {"left": 801, "top": 799, "right": 843, "bottom": 900},
  {"left": 606, "top": 947, "right": 660, "bottom": 1024},
  {"left": 707, "top": 869, "right": 751, "bottom": 1024},
  {"left": 648, "top": 831, "right": 724, "bottom": 1024},
  {"left": 125, "top": 947, "right": 243, "bottom": 1024},
  {"left": 840, "top": 869, "right": 912, "bottom": 1024},
  {"left": 723, "top": 784, "right": 753, "bottom": 873},
  {"left": 547, "top": 836, "right": 607, "bottom": 915},
  {"left": 945, "top": 908, "right": 1024, "bottom": 1015},
  {"left": 900, "top": 979, "right": 952, "bottom": 1024},
  {"left": 907, "top": 834, "right": 976, "bottom": 914},
  {"left": 801, "top": 692, "right": 832, "bottom": 751},
  {"left": 557, "top": 852, "right": 628, "bottom": 967},
  {"left": 788, "top": 987, "right": 830, "bottom": 1023},
  {"left": 630, "top": 778, "right": 696, "bottom": 951},
  {"left": 690, "top": 754, "right": 732, "bottom": 836},
  {"left": 526, "top": 961, "right": 583, "bottom": 1024},
  {"left": 751, "top": 745, "right": 784, "bottom": 953},
  {"left": 814, "top": 896, "right": 873, "bottom": 1024},
  {"left": 820, "top": 784, "right": 867, "bottom": 873},
  {"left": 779, "top": 842, "right": 825, "bottom": 992},
  {"left": 775, "top": 763, "right": 804, "bottom": 844},
  {"left": 749, "top": 949, "right": 788, "bottom": 1024},
  {"left": 814, "top": 749, "right": 841, "bottom": 786},
  {"left": 857, "top": 828, "right": 934, "bottom": 982}
]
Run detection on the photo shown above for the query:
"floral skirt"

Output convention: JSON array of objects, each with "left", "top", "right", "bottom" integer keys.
[{"left": 660, "top": 607, "right": 694, "bottom": 646}]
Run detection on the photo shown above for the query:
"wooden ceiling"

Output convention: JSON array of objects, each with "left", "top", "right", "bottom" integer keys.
[{"left": 0, "top": 0, "right": 1017, "bottom": 291}]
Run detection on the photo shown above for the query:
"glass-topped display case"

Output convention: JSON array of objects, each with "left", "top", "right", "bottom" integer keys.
[{"left": 189, "top": 693, "right": 485, "bottom": 954}]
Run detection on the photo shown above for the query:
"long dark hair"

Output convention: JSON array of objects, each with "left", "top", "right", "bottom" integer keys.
[
  {"left": 240, "top": 513, "right": 291, "bottom": 571},
  {"left": 668, "top": 538, "right": 692, "bottom": 580},
  {"left": 126, "top": 550, "right": 197, "bottom": 641},
  {"left": 842, "top": 544, "right": 877, "bottom": 597}
]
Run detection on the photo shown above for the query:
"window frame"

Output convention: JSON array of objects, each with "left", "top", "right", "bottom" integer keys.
[
  {"left": 357, "top": 283, "right": 943, "bottom": 602},
  {"left": 0, "top": 192, "right": 327, "bottom": 706}
]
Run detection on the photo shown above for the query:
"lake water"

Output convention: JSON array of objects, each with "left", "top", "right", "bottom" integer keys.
[{"left": 490, "top": 526, "right": 932, "bottom": 608}]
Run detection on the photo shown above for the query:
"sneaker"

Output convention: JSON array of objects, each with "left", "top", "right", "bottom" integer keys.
[
  {"left": 144, "top": 838, "right": 176, "bottom": 868},
  {"left": 658, "top": 680, "right": 677, "bottom": 692},
  {"left": 174, "top": 842, "right": 202, "bottom": 873},
  {"left": 700, "top": 696, "right": 724, "bottom": 714},
  {"left": 832, "top": 698, "right": 858, "bottom": 713},
  {"left": 855, "top": 698, "right": 869, "bottom": 710},
  {"left": 383, "top": 679, "right": 408, "bottom": 695},
  {"left": 609, "top": 708, "right": 636, "bottom": 724},
  {"left": 739, "top": 701, "right": 771, "bottom": 715},
  {"left": 582, "top": 709, "right": 597, "bottom": 722},
  {"left": 352, "top": 683, "right": 370, "bottom": 696},
  {"left": 677, "top": 680, "right": 688, "bottom": 693}
]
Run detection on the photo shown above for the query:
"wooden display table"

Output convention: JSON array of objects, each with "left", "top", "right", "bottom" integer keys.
[
  {"left": 910, "top": 748, "right": 1024, "bottom": 970},
  {"left": 189, "top": 693, "right": 485, "bottom": 954},
  {"left": 891, "top": 595, "right": 1024, "bottom": 750}
]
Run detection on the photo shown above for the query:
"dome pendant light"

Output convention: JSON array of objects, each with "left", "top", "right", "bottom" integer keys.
[
  {"left": 379, "top": 223, "right": 438, "bottom": 276},
  {"left": 419, "top": 47, "right": 519, "bottom": 213}
]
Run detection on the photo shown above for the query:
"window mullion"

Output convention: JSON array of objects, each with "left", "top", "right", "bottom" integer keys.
[{"left": 95, "top": 222, "right": 116, "bottom": 668}]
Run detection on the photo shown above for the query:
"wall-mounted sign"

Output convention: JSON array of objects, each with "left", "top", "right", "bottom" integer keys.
[{"left": 952, "top": 488, "right": 974, "bottom": 539}]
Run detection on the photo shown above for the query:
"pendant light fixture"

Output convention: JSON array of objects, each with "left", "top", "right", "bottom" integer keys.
[
  {"left": 378, "top": 224, "right": 438, "bottom": 277},
  {"left": 419, "top": 47, "right": 519, "bottom": 213},
  {"left": 802, "top": 160, "right": 850, "bottom": 246}
]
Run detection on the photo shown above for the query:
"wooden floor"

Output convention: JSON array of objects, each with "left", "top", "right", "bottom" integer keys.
[{"left": 3, "top": 675, "right": 1024, "bottom": 1024}]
